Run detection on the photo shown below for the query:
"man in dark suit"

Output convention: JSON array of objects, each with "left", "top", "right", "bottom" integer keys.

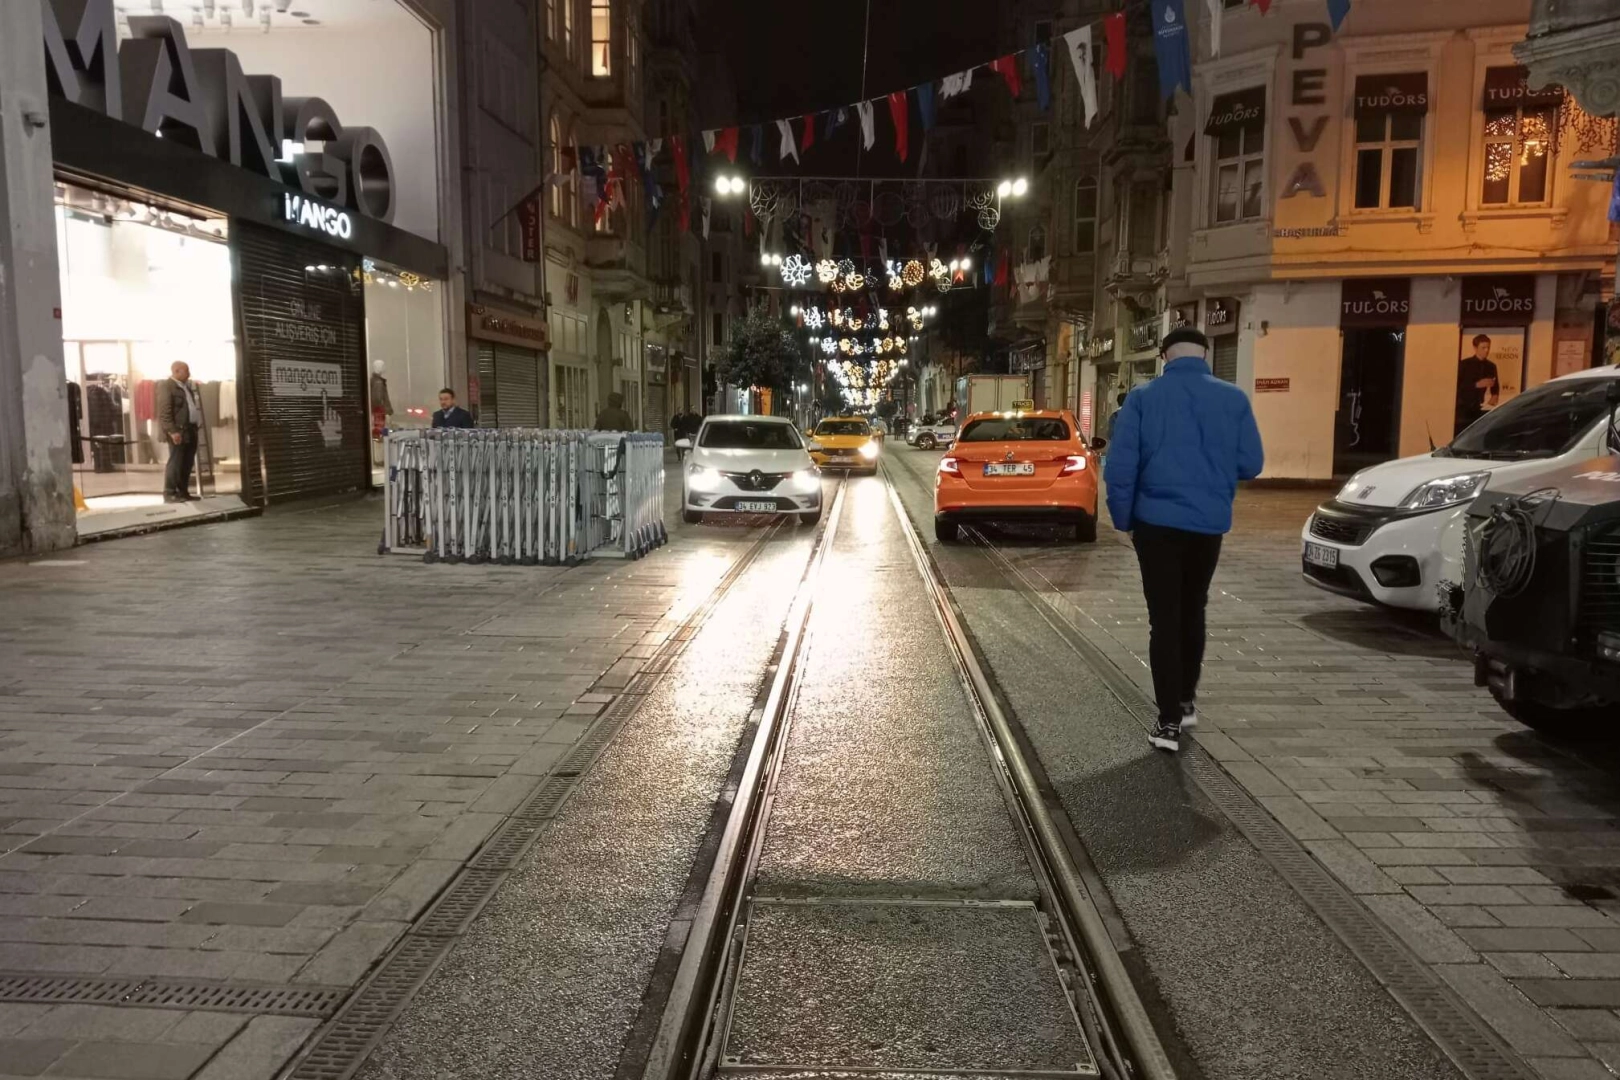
[
  {"left": 431, "top": 388, "right": 474, "bottom": 429},
  {"left": 156, "top": 361, "right": 203, "bottom": 502}
]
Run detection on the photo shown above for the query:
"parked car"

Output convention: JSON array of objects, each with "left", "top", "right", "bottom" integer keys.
[
  {"left": 677, "top": 415, "right": 823, "bottom": 525},
  {"left": 908, "top": 415, "right": 957, "bottom": 451},
  {"left": 934, "top": 409, "right": 1101, "bottom": 543},
  {"left": 1301, "top": 367, "right": 1620, "bottom": 611}
]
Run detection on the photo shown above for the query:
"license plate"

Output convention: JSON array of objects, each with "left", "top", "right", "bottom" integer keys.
[
  {"left": 983, "top": 462, "right": 1035, "bottom": 477},
  {"left": 736, "top": 501, "right": 776, "bottom": 513},
  {"left": 1303, "top": 541, "right": 1339, "bottom": 569}
]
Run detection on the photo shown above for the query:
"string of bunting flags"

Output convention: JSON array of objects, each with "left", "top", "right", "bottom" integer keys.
[{"left": 524, "top": 0, "right": 1352, "bottom": 250}]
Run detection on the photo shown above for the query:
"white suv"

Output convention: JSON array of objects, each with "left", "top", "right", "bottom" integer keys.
[
  {"left": 676, "top": 415, "right": 823, "bottom": 525},
  {"left": 1302, "top": 367, "right": 1620, "bottom": 611}
]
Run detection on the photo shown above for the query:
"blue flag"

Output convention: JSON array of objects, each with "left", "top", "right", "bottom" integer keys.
[
  {"left": 916, "top": 84, "right": 936, "bottom": 132},
  {"left": 1609, "top": 170, "right": 1620, "bottom": 225},
  {"left": 823, "top": 108, "right": 847, "bottom": 140},
  {"left": 1150, "top": 0, "right": 1192, "bottom": 100},
  {"left": 1327, "top": 0, "right": 1351, "bottom": 30},
  {"left": 1032, "top": 43, "right": 1051, "bottom": 112}
]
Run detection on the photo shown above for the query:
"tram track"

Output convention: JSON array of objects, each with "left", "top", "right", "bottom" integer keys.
[{"left": 637, "top": 472, "right": 1171, "bottom": 1080}]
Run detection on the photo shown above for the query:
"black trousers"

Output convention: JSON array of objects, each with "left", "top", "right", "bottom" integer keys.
[
  {"left": 1131, "top": 521, "right": 1224, "bottom": 726},
  {"left": 165, "top": 425, "right": 198, "bottom": 498}
]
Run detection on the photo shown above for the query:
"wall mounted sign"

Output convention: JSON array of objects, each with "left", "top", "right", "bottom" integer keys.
[
  {"left": 283, "top": 194, "right": 354, "bottom": 239},
  {"left": 1482, "top": 66, "right": 1563, "bottom": 110},
  {"left": 1281, "top": 23, "right": 1334, "bottom": 201},
  {"left": 1205, "top": 86, "right": 1266, "bottom": 136},
  {"left": 1255, "top": 377, "right": 1291, "bottom": 393},
  {"left": 43, "top": 0, "right": 397, "bottom": 223},
  {"left": 467, "top": 304, "right": 551, "bottom": 352},
  {"left": 1460, "top": 275, "right": 1537, "bottom": 326},
  {"left": 1353, "top": 73, "right": 1430, "bottom": 117},
  {"left": 1340, "top": 278, "right": 1412, "bottom": 327},
  {"left": 1204, "top": 297, "right": 1240, "bottom": 336}
]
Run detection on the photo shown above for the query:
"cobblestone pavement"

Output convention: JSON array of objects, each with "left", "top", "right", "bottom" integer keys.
[
  {"left": 910, "top": 461, "right": 1620, "bottom": 1080},
  {"left": 0, "top": 493, "right": 764, "bottom": 1080}
]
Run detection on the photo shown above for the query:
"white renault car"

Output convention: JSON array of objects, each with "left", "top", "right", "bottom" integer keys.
[
  {"left": 676, "top": 415, "right": 823, "bottom": 526},
  {"left": 1302, "top": 367, "right": 1620, "bottom": 611}
]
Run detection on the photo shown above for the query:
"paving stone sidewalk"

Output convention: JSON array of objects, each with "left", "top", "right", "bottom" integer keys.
[
  {"left": 1024, "top": 487, "right": 1620, "bottom": 1080},
  {"left": 0, "top": 495, "right": 756, "bottom": 1080}
]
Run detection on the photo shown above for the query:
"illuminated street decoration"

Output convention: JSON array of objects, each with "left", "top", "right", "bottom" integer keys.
[{"left": 781, "top": 254, "right": 813, "bottom": 286}]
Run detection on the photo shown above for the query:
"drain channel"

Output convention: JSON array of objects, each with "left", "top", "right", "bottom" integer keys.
[{"left": 0, "top": 974, "right": 344, "bottom": 1017}]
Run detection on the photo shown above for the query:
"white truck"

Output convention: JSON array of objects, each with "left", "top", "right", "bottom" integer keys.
[{"left": 955, "top": 374, "right": 1034, "bottom": 416}]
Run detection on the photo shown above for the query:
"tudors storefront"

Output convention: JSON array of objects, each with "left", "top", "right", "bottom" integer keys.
[{"left": 42, "top": 1, "right": 449, "bottom": 528}]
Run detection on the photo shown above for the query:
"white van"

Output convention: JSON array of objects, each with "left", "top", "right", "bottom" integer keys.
[{"left": 1301, "top": 367, "right": 1620, "bottom": 611}]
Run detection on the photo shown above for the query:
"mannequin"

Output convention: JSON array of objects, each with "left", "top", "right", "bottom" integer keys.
[{"left": 370, "top": 359, "right": 393, "bottom": 438}]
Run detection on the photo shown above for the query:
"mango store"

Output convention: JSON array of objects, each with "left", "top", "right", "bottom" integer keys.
[{"left": 42, "top": 0, "right": 451, "bottom": 533}]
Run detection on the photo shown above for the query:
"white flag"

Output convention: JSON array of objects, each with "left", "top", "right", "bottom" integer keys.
[
  {"left": 776, "top": 119, "right": 800, "bottom": 163},
  {"left": 702, "top": 129, "right": 716, "bottom": 154},
  {"left": 1204, "top": 0, "right": 1222, "bottom": 56},
  {"left": 700, "top": 195, "right": 712, "bottom": 240},
  {"left": 940, "top": 68, "right": 975, "bottom": 99},
  {"left": 856, "top": 101, "right": 875, "bottom": 150},
  {"left": 1062, "top": 26, "right": 1099, "bottom": 128}
]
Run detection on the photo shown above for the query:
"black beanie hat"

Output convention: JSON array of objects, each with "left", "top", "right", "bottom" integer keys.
[{"left": 1160, "top": 327, "right": 1209, "bottom": 354}]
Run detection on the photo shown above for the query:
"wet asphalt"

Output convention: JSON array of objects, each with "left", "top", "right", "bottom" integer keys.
[{"left": 884, "top": 448, "right": 1463, "bottom": 1080}]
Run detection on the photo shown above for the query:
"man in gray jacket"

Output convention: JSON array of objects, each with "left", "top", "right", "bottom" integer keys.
[{"left": 156, "top": 361, "right": 204, "bottom": 502}]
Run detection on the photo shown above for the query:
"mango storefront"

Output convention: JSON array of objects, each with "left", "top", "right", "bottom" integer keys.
[{"left": 42, "top": 0, "right": 451, "bottom": 532}]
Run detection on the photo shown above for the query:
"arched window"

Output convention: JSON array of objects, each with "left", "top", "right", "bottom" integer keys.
[
  {"left": 549, "top": 113, "right": 564, "bottom": 219},
  {"left": 1074, "top": 176, "right": 1097, "bottom": 254},
  {"left": 567, "top": 124, "right": 581, "bottom": 228},
  {"left": 563, "top": 0, "right": 574, "bottom": 57},
  {"left": 1028, "top": 223, "right": 1047, "bottom": 263}
]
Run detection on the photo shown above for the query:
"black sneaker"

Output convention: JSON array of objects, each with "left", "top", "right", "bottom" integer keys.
[
  {"left": 1149, "top": 722, "right": 1181, "bottom": 753},
  {"left": 1180, "top": 702, "right": 1199, "bottom": 729}
]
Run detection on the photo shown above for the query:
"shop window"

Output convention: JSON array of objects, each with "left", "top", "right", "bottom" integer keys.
[
  {"left": 591, "top": 0, "right": 612, "bottom": 77},
  {"left": 1482, "top": 104, "right": 1556, "bottom": 206},
  {"left": 1212, "top": 119, "right": 1265, "bottom": 224},
  {"left": 1028, "top": 224, "right": 1047, "bottom": 263},
  {"left": 1074, "top": 176, "right": 1097, "bottom": 254},
  {"left": 549, "top": 113, "right": 565, "bottom": 219},
  {"left": 364, "top": 258, "right": 447, "bottom": 433}
]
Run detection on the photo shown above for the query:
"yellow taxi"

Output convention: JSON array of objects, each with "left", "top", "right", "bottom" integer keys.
[{"left": 808, "top": 416, "right": 882, "bottom": 474}]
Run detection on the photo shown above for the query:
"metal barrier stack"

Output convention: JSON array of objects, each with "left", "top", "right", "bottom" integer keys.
[{"left": 380, "top": 429, "right": 667, "bottom": 565}]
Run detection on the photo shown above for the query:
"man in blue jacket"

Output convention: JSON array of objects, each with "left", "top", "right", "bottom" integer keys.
[{"left": 1104, "top": 328, "right": 1264, "bottom": 752}]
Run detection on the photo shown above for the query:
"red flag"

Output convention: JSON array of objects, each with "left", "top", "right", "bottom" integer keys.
[
  {"left": 990, "top": 54, "right": 1022, "bottom": 98},
  {"left": 800, "top": 114, "right": 815, "bottom": 155},
  {"left": 887, "top": 92, "right": 909, "bottom": 162},
  {"left": 671, "top": 136, "right": 690, "bottom": 231},
  {"left": 994, "top": 249, "right": 1010, "bottom": 288},
  {"left": 1249, "top": 0, "right": 1272, "bottom": 11},
  {"left": 1103, "top": 13, "right": 1127, "bottom": 80},
  {"left": 715, "top": 126, "right": 739, "bottom": 163}
]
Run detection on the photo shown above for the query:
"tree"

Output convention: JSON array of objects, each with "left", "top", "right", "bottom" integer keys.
[
  {"left": 875, "top": 397, "right": 898, "bottom": 420},
  {"left": 717, "top": 309, "right": 798, "bottom": 395}
]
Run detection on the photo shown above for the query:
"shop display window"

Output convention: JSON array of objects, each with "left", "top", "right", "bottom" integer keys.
[{"left": 362, "top": 258, "right": 447, "bottom": 474}]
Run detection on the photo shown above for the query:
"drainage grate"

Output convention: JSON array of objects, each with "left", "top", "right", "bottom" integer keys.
[
  {"left": 412, "top": 867, "right": 508, "bottom": 938},
  {"left": 0, "top": 974, "right": 344, "bottom": 1017},
  {"left": 288, "top": 935, "right": 452, "bottom": 1080},
  {"left": 467, "top": 774, "right": 579, "bottom": 873}
]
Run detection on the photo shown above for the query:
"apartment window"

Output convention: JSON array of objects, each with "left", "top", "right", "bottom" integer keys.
[
  {"left": 1481, "top": 66, "right": 1560, "bottom": 206},
  {"left": 1034, "top": 20, "right": 1052, "bottom": 46},
  {"left": 1028, "top": 224, "right": 1047, "bottom": 263},
  {"left": 712, "top": 312, "right": 724, "bottom": 347},
  {"left": 1032, "top": 122, "right": 1050, "bottom": 158},
  {"left": 711, "top": 252, "right": 723, "bottom": 283},
  {"left": 546, "top": 0, "right": 557, "bottom": 40},
  {"left": 549, "top": 114, "right": 564, "bottom": 218},
  {"left": 626, "top": 13, "right": 639, "bottom": 95},
  {"left": 591, "top": 0, "right": 612, "bottom": 77},
  {"left": 563, "top": 0, "right": 574, "bottom": 56},
  {"left": 1206, "top": 87, "right": 1266, "bottom": 224},
  {"left": 1132, "top": 60, "right": 1160, "bottom": 126},
  {"left": 567, "top": 124, "right": 580, "bottom": 228},
  {"left": 1074, "top": 176, "right": 1097, "bottom": 253},
  {"left": 1128, "top": 184, "right": 1158, "bottom": 257},
  {"left": 1353, "top": 73, "right": 1428, "bottom": 210},
  {"left": 1222, "top": 0, "right": 1245, "bottom": 7}
]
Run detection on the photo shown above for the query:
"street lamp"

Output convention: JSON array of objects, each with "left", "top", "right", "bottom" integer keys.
[
  {"left": 714, "top": 174, "right": 747, "bottom": 196},
  {"left": 996, "top": 177, "right": 1029, "bottom": 198}
]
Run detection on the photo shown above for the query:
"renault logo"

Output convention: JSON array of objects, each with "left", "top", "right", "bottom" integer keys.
[{"left": 748, "top": 469, "right": 764, "bottom": 489}]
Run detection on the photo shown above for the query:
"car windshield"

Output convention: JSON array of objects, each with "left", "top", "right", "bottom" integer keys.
[
  {"left": 816, "top": 420, "right": 870, "bottom": 436},
  {"left": 1445, "top": 376, "right": 1617, "bottom": 460},
  {"left": 958, "top": 417, "right": 1070, "bottom": 442},
  {"left": 700, "top": 421, "right": 802, "bottom": 450}
]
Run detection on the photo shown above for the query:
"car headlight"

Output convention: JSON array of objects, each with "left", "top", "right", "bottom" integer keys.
[
  {"left": 1399, "top": 472, "right": 1488, "bottom": 510},
  {"left": 687, "top": 465, "right": 720, "bottom": 493},
  {"left": 858, "top": 441, "right": 880, "bottom": 460},
  {"left": 789, "top": 469, "right": 820, "bottom": 494}
]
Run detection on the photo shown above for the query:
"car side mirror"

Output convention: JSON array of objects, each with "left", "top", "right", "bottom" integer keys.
[
  {"left": 1090, "top": 437, "right": 1108, "bottom": 452},
  {"left": 806, "top": 441, "right": 823, "bottom": 453},
  {"left": 674, "top": 438, "right": 691, "bottom": 450}
]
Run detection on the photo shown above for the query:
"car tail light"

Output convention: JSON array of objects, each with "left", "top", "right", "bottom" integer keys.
[
  {"left": 938, "top": 456, "right": 961, "bottom": 477},
  {"left": 1058, "top": 455, "right": 1088, "bottom": 476}
]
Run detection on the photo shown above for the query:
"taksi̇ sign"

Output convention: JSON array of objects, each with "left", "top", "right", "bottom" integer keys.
[
  {"left": 283, "top": 194, "right": 353, "bottom": 240},
  {"left": 43, "top": 0, "right": 396, "bottom": 224}
]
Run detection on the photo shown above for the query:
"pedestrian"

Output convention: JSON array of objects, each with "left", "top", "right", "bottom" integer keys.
[
  {"left": 431, "top": 388, "right": 474, "bottom": 429},
  {"left": 595, "top": 391, "right": 634, "bottom": 431},
  {"left": 156, "top": 361, "right": 204, "bottom": 502},
  {"left": 1103, "top": 328, "right": 1264, "bottom": 753},
  {"left": 1105, "top": 392, "right": 1127, "bottom": 442}
]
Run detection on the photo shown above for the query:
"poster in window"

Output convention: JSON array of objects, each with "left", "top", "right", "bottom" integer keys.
[{"left": 1455, "top": 328, "right": 1524, "bottom": 437}]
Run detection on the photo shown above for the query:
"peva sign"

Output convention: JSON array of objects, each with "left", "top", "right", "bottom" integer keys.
[{"left": 41, "top": 0, "right": 396, "bottom": 225}]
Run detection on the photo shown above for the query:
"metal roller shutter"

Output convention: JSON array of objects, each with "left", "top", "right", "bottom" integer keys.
[
  {"left": 494, "top": 346, "right": 542, "bottom": 427},
  {"left": 236, "top": 222, "right": 368, "bottom": 503},
  {"left": 1213, "top": 335, "right": 1239, "bottom": 383},
  {"left": 475, "top": 346, "right": 499, "bottom": 427}
]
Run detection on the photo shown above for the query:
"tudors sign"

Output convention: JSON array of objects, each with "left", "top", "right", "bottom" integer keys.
[
  {"left": 1354, "top": 73, "right": 1430, "bottom": 116},
  {"left": 1205, "top": 86, "right": 1266, "bottom": 136},
  {"left": 41, "top": 0, "right": 396, "bottom": 224},
  {"left": 1341, "top": 278, "right": 1412, "bottom": 327},
  {"left": 1483, "top": 66, "right": 1564, "bottom": 111},
  {"left": 1461, "top": 275, "right": 1537, "bottom": 326}
]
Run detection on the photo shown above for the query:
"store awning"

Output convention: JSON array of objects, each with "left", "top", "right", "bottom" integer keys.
[
  {"left": 1204, "top": 86, "right": 1267, "bottom": 136},
  {"left": 1354, "top": 73, "right": 1429, "bottom": 117},
  {"left": 1483, "top": 66, "right": 1564, "bottom": 111}
]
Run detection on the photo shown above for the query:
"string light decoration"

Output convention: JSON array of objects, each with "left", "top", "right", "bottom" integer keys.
[
  {"left": 903, "top": 260, "right": 926, "bottom": 287},
  {"left": 1559, "top": 94, "right": 1618, "bottom": 157},
  {"left": 781, "top": 254, "right": 813, "bottom": 287},
  {"left": 816, "top": 259, "right": 839, "bottom": 284},
  {"left": 886, "top": 260, "right": 904, "bottom": 290},
  {"left": 802, "top": 306, "right": 825, "bottom": 329}
]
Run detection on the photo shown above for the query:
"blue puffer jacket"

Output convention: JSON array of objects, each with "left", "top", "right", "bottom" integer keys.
[{"left": 1103, "top": 356, "right": 1264, "bottom": 535}]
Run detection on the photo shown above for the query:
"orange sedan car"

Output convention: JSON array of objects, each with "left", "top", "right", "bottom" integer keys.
[{"left": 933, "top": 409, "right": 1101, "bottom": 543}]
